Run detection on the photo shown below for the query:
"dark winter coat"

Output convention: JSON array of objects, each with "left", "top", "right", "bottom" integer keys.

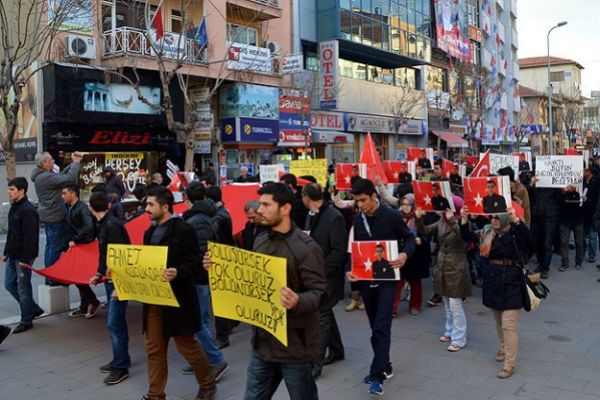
[
  {"left": 213, "top": 202, "right": 235, "bottom": 245},
  {"left": 462, "top": 222, "right": 531, "bottom": 310},
  {"left": 418, "top": 217, "right": 470, "bottom": 298},
  {"left": 559, "top": 191, "right": 583, "bottom": 226},
  {"left": 305, "top": 203, "right": 348, "bottom": 307},
  {"left": 143, "top": 217, "right": 202, "bottom": 337},
  {"left": 66, "top": 200, "right": 95, "bottom": 244},
  {"left": 583, "top": 177, "right": 600, "bottom": 222},
  {"left": 531, "top": 187, "right": 561, "bottom": 220},
  {"left": 31, "top": 162, "right": 81, "bottom": 223},
  {"left": 399, "top": 231, "right": 430, "bottom": 281},
  {"left": 251, "top": 226, "right": 326, "bottom": 363},
  {"left": 182, "top": 199, "right": 218, "bottom": 284},
  {"left": 4, "top": 196, "right": 39, "bottom": 265},
  {"left": 96, "top": 214, "right": 130, "bottom": 277},
  {"left": 104, "top": 168, "right": 126, "bottom": 200},
  {"left": 237, "top": 222, "right": 268, "bottom": 251}
]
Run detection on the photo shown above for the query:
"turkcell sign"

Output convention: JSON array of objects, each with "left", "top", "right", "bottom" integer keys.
[
  {"left": 220, "top": 117, "right": 279, "bottom": 143},
  {"left": 319, "top": 40, "right": 339, "bottom": 110}
]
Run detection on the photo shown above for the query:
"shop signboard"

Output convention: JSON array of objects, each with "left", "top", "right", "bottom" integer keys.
[
  {"left": 220, "top": 83, "right": 279, "bottom": 119},
  {"left": 310, "top": 111, "right": 344, "bottom": 131},
  {"left": 281, "top": 54, "right": 304, "bottom": 75},
  {"left": 397, "top": 118, "right": 425, "bottom": 135},
  {"left": 227, "top": 42, "right": 272, "bottom": 73},
  {"left": 279, "top": 95, "right": 310, "bottom": 147},
  {"left": 319, "top": 40, "right": 339, "bottom": 109},
  {"left": 48, "top": 0, "right": 93, "bottom": 34},
  {"left": 346, "top": 113, "right": 396, "bottom": 133},
  {"left": 194, "top": 141, "right": 211, "bottom": 154},
  {"left": 220, "top": 117, "right": 279, "bottom": 143},
  {"left": 83, "top": 81, "right": 161, "bottom": 115}
]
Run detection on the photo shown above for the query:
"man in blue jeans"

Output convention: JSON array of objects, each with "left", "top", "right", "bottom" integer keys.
[
  {"left": 182, "top": 182, "right": 229, "bottom": 382},
  {"left": 88, "top": 192, "right": 132, "bottom": 385},
  {"left": 346, "top": 178, "right": 415, "bottom": 396},
  {"left": 3, "top": 177, "right": 44, "bottom": 334},
  {"left": 204, "top": 182, "right": 326, "bottom": 400},
  {"left": 31, "top": 151, "right": 82, "bottom": 284}
]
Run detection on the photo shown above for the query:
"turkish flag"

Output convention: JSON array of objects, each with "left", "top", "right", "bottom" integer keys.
[
  {"left": 383, "top": 161, "right": 413, "bottom": 182},
  {"left": 564, "top": 148, "right": 580, "bottom": 155},
  {"left": 150, "top": 1, "right": 164, "bottom": 39},
  {"left": 470, "top": 150, "right": 490, "bottom": 177},
  {"left": 412, "top": 181, "right": 436, "bottom": 211},
  {"left": 463, "top": 176, "right": 512, "bottom": 215},
  {"left": 360, "top": 132, "right": 388, "bottom": 184},
  {"left": 441, "top": 158, "right": 456, "bottom": 179},
  {"left": 335, "top": 163, "right": 366, "bottom": 190},
  {"left": 466, "top": 156, "right": 479, "bottom": 167},
  {"left": 351, "top": 240, "right": 399, "bottom": 281}
]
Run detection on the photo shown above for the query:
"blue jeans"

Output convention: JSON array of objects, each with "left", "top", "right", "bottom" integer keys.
[
  {"left": 4, "top": 258, "right": 42, "bottom": 324},
  {"left": 243, "top": 354, "right": 318, "bottom": 400},
  {"left": 195, "top": 284, "right": 224, "bottom": 366},
  {"left": 584, "top": 224, "right": 597, "bottom": 261},
  {"left": 44, "top": 221, "right": 68, "bottom": 285},
  {"left": 105, "top": 281, "right": 131, "bottom": 370},
  {"left": 360, "top": 281, "right": 396, "bottom": 381},
  {"left": 443, "top": 297, "right": 467, "bottom": 347}
]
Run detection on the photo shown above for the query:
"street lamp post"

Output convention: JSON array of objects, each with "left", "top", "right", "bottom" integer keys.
[{"left": 547, "top": 21, "right": 568, "bottom": 155}]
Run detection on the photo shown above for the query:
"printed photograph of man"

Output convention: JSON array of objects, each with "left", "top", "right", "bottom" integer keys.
[
  {"left": 372, "top": 244, "right": 397, "bottom": 280},
  {"left": 398, "top": 163, "right": 412, "bottom": 184},
  {"left": 483, "top": 179, "right": 507, "bottom": 214},
  {"left": 432, "top": 184, "right": 451, "bottom": 211},
  {"left": 418, "top": 149, "right": 432, "bottom": 169}
]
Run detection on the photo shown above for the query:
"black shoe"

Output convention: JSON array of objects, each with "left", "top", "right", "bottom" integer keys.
[
  {"left": 0, "top": 325, "right": 12, "bottom": 347},
  {"left": 216, "top": 339, "right": 229, "bottom": 349},
  {"left": 541, "top": 271, "right": 549, "bottom": 279},
  {"left": 196, "top": 386, "right": 217, "bottom": 400},
  {"left": 323, "top": 353, "right": 345, "bottom": 365},
  {"left": 181, "top": 365, "right": 194, "bottom": 375},
  {"left": 99, "top": 362, "right": 112, "bottom": 373},
  {"left": 313, "top": 366, "right": 322, "bottom": 379},
  {"left": 212, "top": 362, "right": 229, "bottom": 383},
  {"left": 427, "top": 294, "right": 442, "bottom": 306},
  {"left": 103, "top": 369, "right": 129, "bottom": 385},
  {"left": 34, "top": 308, "right": 44, "bottom": 319},
  {"left": 12, "top": 323, "right": 32, "bottom": 334}
]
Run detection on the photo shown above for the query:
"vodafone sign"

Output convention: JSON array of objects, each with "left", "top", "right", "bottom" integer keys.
[{"left": 319, "top": 40, "right": 339, "bottom": 109}]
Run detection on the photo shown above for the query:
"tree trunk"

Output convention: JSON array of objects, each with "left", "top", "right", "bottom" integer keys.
[
  {"left": 184, "top": 130, "right": 195, "bottom": 172},
  {"left": 4, "top": 148, "right": 17, "bottom": 181}
]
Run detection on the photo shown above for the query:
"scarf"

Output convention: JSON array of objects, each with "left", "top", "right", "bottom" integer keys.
[
  {"left": 400, "top": 194, "right": 417, "bottom": 232},
  {"left": 480, "top": 214, "right": 511, "bottom": 257}
]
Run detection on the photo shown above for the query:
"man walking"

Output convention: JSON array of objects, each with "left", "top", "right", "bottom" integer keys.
[
  {"left": 181, "top": 182, "right": 229, "bottom": 382},
  {"left": 61, "top": 184, "right": 100, "bottom": 318},
  {"left": 346, "top": 178, "right": 415, "bottom": 396},
  {"left": 205, "top": 182, "right": 326, "bottom": 400},
  {"left": 88, "top": 192, "right": 132, "bottom": 385},
  {"left": 31, "top": 151, "right": 82, "bottom": 284},
  {"left": 3, "top": 177, "right": 44, "bottom": 333},
  {"left": 142, "top": 186, "right": 215, "bottom": 400},
  {"left": 301, "top": 183, "right": 348, "bottom": 378}
]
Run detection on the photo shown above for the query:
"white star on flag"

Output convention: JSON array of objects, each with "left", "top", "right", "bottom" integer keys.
[
  {"left": 424, "top": 195, "right": 431, "bottom": 205},
  {"left": 345, "top": 175, "right": 351, "bottom": 184},
  {"left": 475, "top": 193, "right": 483, "bottom": 207},
  {"left": 393, "top": 171, "right": 399, "bottom": 179},
  {"left": 364, "top": 257, "right": 372, "bottom": 272}
]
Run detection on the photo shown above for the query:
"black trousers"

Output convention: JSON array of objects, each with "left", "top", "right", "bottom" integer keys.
[
  {"left": 76, "top": 284, "right": 98, "bottom": 312},
  {"left": 314, "top": 304, "right": 345, "bottom": 372}
]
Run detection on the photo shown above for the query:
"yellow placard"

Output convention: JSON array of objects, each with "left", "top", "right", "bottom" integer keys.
[
  {"left": 290, "top": 159, "right": 328, "bottom": 186},
  {"left": 208, "top": 242, "right": 287, "bottom": 346},
  {"left": 107, "top": 244, "right": 180, "bottom": 307}
]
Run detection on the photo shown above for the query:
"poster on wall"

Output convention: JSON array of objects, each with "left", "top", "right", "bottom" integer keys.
[
  {"left": 0, "top": 62, "right": 40, "bottom": 163},
  {"left": 219, "top": 84, "right": 279, "bottom": 119},
  {"left": 83, "top": 82, "right": 161, "bottom": 115},
  {"left": 48, "top": 0, "right": 93, "bottom": 35},
  {"left": 433, "top": 0, "right": 471, "bottom": 61}
]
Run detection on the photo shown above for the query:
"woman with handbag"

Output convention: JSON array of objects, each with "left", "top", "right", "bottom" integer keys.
[
  {"left": 416, "top": 203, "right": 471, "bottom": 352},
  {"left": 460, "top": 206, "right": 532, "bottom": 379}
]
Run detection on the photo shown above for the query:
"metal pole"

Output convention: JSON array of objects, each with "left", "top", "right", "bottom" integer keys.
[{"left": 547, "top": 21, "right": 568, "bottom": 155}]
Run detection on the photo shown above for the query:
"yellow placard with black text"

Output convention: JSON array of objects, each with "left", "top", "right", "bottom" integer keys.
[
  {"left": 107, "top": 244, "right": 180, "bottom": 307},
  {"left": 208, "top": 242, "right": 287, "bottom": 346},
  {"left": 290, "top": 159, "right": 328, "bottom": 186}
]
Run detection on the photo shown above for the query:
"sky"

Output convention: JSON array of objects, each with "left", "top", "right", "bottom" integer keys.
[{"left": 517, "top": 0, "right": 600, "bottom": 97}]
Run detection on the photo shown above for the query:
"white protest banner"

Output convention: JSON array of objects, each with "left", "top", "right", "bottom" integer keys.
[
  {"left": 535, "top": 155, "right": 584, "bottom": 188},
  {"left": 259, "top": 164, "right": 285, "bottom": 184},
  {"left": 482, "top": 153, "right": 519, "bottom": 175}
]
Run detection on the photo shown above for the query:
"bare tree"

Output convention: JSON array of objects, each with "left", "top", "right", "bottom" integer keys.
[
  {"left": 559, "top": 88, "right": 584, "bottom": 137},
  {"left": 0, "top": 0, "right": 81, "bottom": 179},
  {"left": 383, "top": 85, "right": 426, "bottom": 122}
]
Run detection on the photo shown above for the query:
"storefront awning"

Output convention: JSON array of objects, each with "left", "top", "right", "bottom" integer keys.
[{"left": 431, "top": 130, "right": 469, "bottom": 148}]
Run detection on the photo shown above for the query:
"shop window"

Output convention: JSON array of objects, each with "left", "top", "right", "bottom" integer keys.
[{"left": 227, "top": 24, "right": 258, "bottom": 46}]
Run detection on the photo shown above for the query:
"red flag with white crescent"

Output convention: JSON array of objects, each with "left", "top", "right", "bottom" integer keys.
[
  {"left": 383, "top": 160, "right": 415, "bottom": 182},
  {"left": 360, "top": 132, "right": 388, "bottom": 184},
  {"left": 470, "top": 150, "right": 490, "bottom": 177},
  {"left": 441, "top": 158, "right": 455, "bottom": 179},
  {"left": 335, "top": 163, "right": 366, "bottom": 190},
  {"left": 412, "top": 181, "right": 435, "bottom": 211}
]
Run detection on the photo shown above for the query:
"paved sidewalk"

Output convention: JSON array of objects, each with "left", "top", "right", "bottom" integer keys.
[{"left": 2, "top": 256, "right": 600, "bottom": 399}]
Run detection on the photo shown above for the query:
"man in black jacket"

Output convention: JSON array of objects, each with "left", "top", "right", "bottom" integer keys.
[
  {"left": 88, "top": 192, "right": 132, "bottom": 386},
  {"left": 3, "top": 177, "right": 43, "bottom": 334},
  {"left": 302, "top": 183, "right": 348, "bottom": 378},
  {"left": 347, "top": 178, "right": 415, "bottom": 396},
  {"left": 61, "top": 183, "right": 100, "bottom": 319},
  {"left": 236, "top": 200, "right": 267, "bottom": 251},
  {"left": 102, "top": 166, "right": 126, "bottom": 200},
  {"left": 205, "top": 182, "right": 325, "bottom": 399},
  {"left": 531, "top": 179, "right": 562, "bottom": 279},
  {"left": 143, "top": 186, "right": 215, "bottom": 400},
  {"left": 558, "top": 185, "right": 584, "bottom": 271},
  {"left": 181, "top": 182, "right": 229, "bottom": 382},
  {"left": 280, "top": 173, "right": 309, "bottom": 228}
]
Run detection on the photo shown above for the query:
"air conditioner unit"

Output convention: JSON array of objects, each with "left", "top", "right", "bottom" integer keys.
[
  {"left": 265, "top": 41, "right": 280, "bottom": 55},
  {"left": 65, "top": 35, "right": 96, "bottom": 59}
]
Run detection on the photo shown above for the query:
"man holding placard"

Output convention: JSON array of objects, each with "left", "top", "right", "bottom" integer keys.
[
  {"left": 142, "top": 187, "right": 216, "bottom": 400},
  {"left": 205, "top": 182, "right": 326, "bottom": 400}
]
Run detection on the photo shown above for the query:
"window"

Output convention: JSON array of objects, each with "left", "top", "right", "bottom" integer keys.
[
  {"left": 396, "top": 68, "right": 416, "bottom": 88},
  {"left": 227, "top": 24, "right": 258, "bottom": 46},
  {"left": 550, "top": 71, "right": 565, "bottom": 82},
  {"left": 426, "top": 67, "right": 447, "bottom": 92},
  {"left": 470, "top": 41, "right": 480, "bottom": 65},
  {"left": 171, "top": 9, "right": 182, "bottom": 33},
  {"left": 305, "top": 54, "right": 318, "bottom": 71},
  {"left": 101, "top": 0, "right": 125, "bottom": 32},
  {"left": 467, "top": 0, "right": 479, "bottom": 26}
]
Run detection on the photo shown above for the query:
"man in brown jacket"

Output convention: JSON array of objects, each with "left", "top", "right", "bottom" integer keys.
[
  {"left": 499, "top": 167, "right": 531, "bottom": 227},
  {"left": 205, "top": 182, "right": 326, "bottom": 400}
]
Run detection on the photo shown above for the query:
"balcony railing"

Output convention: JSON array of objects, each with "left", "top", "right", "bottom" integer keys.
[
  {"left": 102, "top": 27, "right": 207, "bottom": 65},
  {"left": 249, "top": 0, "right": 279, "bottom": 7}
]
